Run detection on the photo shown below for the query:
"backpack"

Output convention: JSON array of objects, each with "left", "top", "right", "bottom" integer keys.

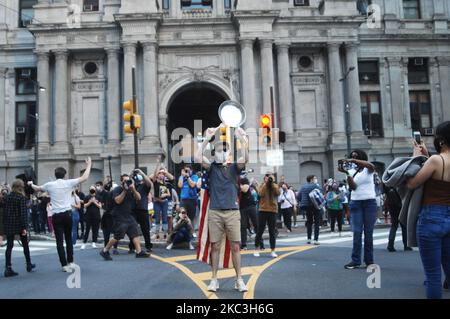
[{"left": 308, "top": 188, "right": 326, "bottom": 210}]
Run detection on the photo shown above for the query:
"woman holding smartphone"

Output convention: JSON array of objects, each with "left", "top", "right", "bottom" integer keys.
[
  {"left": 338, "top": 149, "right": 377, "bottom": 270},
  {"left": 406, "top": 121, "right": 450, "bottom": 299}
]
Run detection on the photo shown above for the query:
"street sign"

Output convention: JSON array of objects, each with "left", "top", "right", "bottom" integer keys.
[{"left": 266, "top": 149, "right": 284, "bottom": 167}]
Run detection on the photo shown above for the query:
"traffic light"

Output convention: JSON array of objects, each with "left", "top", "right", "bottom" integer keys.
[
  {"left": 123, "top": 99, "right": 140, "bottom": 134},
  {"left": 260, "top": 114, "right": 272, "bottom": 146}
]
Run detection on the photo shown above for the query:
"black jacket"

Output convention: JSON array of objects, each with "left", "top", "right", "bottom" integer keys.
[{"left": 3, "top": 192, "right": 28, "bottom": 236}]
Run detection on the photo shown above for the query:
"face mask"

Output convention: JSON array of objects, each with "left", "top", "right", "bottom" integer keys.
[
  {"left": 136, "top": 175, "right": 143, "bottom": 183},
  {"left": 215, "top": 150, "right": 229, "bottom": 163},
  {"left": 90, "top": 189, "right": 95, "bottom": 194}
]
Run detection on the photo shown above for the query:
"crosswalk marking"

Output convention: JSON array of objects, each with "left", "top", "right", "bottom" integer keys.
[{"left": 278, "top": 230, "right": 402, "bottom": 247}]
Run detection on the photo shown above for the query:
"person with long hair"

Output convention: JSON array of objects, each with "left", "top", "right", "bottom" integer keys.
[
  {"left": 3, "top": 179, "right": 35, "bottom": 277},
  {"left": 254, "top": 173, "right": 281, "bottom": 258},
  {"left": 406, "top": 121, "right": 450, "bottom": 299},
  {"left": 339, "top": 149, "right": 377, "bottom": 270}
]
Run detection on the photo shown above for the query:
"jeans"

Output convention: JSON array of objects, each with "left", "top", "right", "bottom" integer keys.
[
  {"left": 388, "top": 206, "right": 407, "bottom": 249},
  {"left": 71, "top": 209, "right": 80, "bottom": 245},
  {"left": 52, "top": 211, "right": 73, "bottom": 267},
  {"left": 240, "top": 206, "right": 257, "bottom": 247},
  {"left": 154, "top": 200, "right": 168, "bottom": 232},
  {"left": 129, "top": 209, "right": 152, "bottom": 250},
  {"left": 328, "top": 209, "right": 343, "bottom": 232},
  {"left": 31, "top": 213, "right": 41, "bottom": 233},
  {"left": 5, "top": 234, "right": 31, "bottom": 267},
  {"left": 350, "top": 199, "right": 377, "bottom": 265},
  {"left": 173, "top": 227, "right": 192, "bottom": 245},
  {"left": 303, "top": 206, "right": 321, "bottom": 241},
  {"left": 280, "top": 207, "right": 293, "bottom": 231},
  {"left": 255, "top": 211, "right": 277, "bottom": 250},
  {"left": 417, "top": 205, "right": 450, "bottom": 299}
]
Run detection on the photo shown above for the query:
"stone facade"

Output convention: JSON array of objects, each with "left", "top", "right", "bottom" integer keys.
[{"left": 0, "top": 0, "right": 450, "bottom": 189}]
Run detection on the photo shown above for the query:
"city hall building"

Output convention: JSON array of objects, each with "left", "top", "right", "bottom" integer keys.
[{"left": 1, "top": 0, "right": 450, "bottom": 188}]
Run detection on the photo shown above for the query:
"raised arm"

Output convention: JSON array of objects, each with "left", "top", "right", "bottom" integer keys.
[
  {"left": 195, "top": 126, "right": 219, "bottom": 170},
  {"left": 78, "top": 157, "right": 92, "bottom": 184},
  {"left": 235, "top": 127, "right": 249, "bottom": 171}
]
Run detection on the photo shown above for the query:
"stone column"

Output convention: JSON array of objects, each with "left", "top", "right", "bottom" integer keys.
[
  {"left": 345, "top": 43, "right": 364, "bottom": 135},
  {"left": 143, "top": 42, "right": 159, "bottom": 141},
  {"left": 276, "top": 43, "right": 294, "bottom": 135},
  {"left": 36, "top": 51, "right": 50, "bottom": 147},
  {"left": 0, "top": 67, "right": 6, "bottom": 151},
  {"left": 54, "top": 50, "right": 69, "bottom": 149},
  {"left": 123, "top": 43, "right": 137, "bottom": 100},
  {"left": 327, "top": 43, "right": 345, "bottom": 137},
  {"left": 260, "top": 39, "right": 275, "bottom": 115},
  {"left": 106, "top": 48, "right": 121, "bottom": 145},
  {"left": 387, "top": 57, "right": 410, "bottom": 137},
  {"left": 240, "top": 39, "right": 257, "bottom": 129},
  {"left": 437, "top": 57, "right": 450, "bottom": 121}
]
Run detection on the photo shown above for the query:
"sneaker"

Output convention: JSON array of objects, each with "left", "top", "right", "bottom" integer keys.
[
  {"left": 112, "top": 249, "right": 119, "bottom": 255},
  {"left": 128, "top": 249, "right": 135, "bottom": 254},
  {"left": 156, "top": 234, "right": 160, "bottom": 240},
  {"left": 365, "top": 262, "right": 375, "bottom": 268},
  {"left": 163, "top": 233, "right": 167, "bottom": 240},
  {"left": 189, "top": 243, "right": 195, "bottom": 250},
  {"left": 207, "top": 279, "right": 219, "bottom": 292},
  {"left": 136, "top": 250, "right": 150, "bottom": 258},
  {"left": 166, "top": 243, "right": 173, "bottom": 250},
  {"left": 61, "top": 266, "right": 72, "bottom": 272},
  {"left": 270, "top": 251, "right": 278, "bottom": 258},
  {"left": 404, "top": 247, "right": 413, "bottom": 251},
  {"left": 307, "top": 240, "right": 311, "bottom": 245},
  {"left": 287, "top": 229, "right": 291, "bottom": 233},
  {"left": 26, "top": 263, "right": 36, "bottom": 273},
  {"left": 344, "top": 262, "right": 361, "bottom": 270},
  {"left": 387, "top": 246, "right": 396, "bottom": 252},
  {"left": 4, "top": 267, "right": 18, "bottom": 277},
  {"left": 314, "top": 241, "right": 320, "bottom": 245},
  {"left": 240, "top": 245, "right": 248, "bottom": 250},
  {"left": 80, "top": 244, "right": 86, "bottom": 250},
  {"left": 253, "top": 251, "right": 260, "bottom": 257},
  {"left": 100, "top": 250, "right": 113, "bottom": 261},
  {"left": 235, "top": 278, "right": 248, "bottom": 292},
  {"left": 293, "top": 224, "right": 298, "bottom": 228},
  {"left": 92, "top": 243, "right": 97, "bottom": 249}
]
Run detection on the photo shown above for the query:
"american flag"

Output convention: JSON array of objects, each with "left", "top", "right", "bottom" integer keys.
[{"left": 196, "top": 188, "right": 234, "bottom": 269}]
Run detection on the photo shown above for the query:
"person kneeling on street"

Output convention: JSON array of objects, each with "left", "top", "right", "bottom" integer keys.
[
  {"left": 100, "top": 174, "right": 150, "bottom": 261},
  {"left": 166, "top": 207, "right": 194, "bottom": 250}
]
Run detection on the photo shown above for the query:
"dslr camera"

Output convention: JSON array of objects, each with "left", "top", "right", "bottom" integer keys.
[{"left": 338, "top": 160, "right": 352, "bottom": 171}]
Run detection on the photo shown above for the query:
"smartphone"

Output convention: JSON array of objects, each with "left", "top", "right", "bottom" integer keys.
[{"left": 413, "top": 131, "right": 421, "bottom": 144}]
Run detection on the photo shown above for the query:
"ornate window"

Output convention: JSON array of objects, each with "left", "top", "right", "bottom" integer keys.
[
  {"left": 83, "top": 0, "right": 99, "bottom": 12},
  {"left": 410, "top": 91, "right": 433, "bottom": 135},
  {"left": 19, "top": 0, "right": 37, "bottom": 28},
  {"left": 360, "top": 92, "right": 383, "bottom": 137},
  {"left": 403, "top": 0, "right": 420, "bottom": 19}
]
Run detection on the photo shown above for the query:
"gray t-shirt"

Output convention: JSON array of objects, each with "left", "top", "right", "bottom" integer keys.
[{"left": 208, "top": 163, "right": 241, "bottom": 210}]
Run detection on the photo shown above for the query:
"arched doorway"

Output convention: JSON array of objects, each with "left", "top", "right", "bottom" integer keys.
[{"left": 167, "top": 82, "right": 228, "bottom": 174}]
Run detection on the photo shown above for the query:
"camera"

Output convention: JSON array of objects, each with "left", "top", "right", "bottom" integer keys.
[
  {"left": 268, "top": 176, "right": 273, "bottom": 183},
  {"left": 338, "top": 160, "right": 351, "bottom": 171},
  {"left": 125, "top": 179, "right": 133, "bottom": 187}
]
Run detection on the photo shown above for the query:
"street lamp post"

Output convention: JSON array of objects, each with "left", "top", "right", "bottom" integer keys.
[
  {"left": 30, "top": 81, "right": 45, "bottom": 184},
  {"left": 340, "top": 66, "right": 355, "bottom": 158}
]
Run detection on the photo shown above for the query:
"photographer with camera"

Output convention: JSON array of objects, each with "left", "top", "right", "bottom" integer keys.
[
  {"left": 178, "top": 165, "right": 199, "bottom": 228},
  {"left": 254, "top": 173, "right": 281, "bottom": 258},
  {"left": 129, "top": 169, "right": 153, "bottom": 253},
  {"left": 239, "top": 177, "right": 258, "bottom": 250},
  {"left": 81, "top": 185, "right": 102, "bottom": 249},
  {"left": 100, "top": 174, "right": 150, "bottom": 261},
  {"left": 100, "top": 177, "right": 118, "bottom": 254},
  {"left": 150, "top": 158, "right": 174, "bottom": 241},
  {"left": 278, "top": 183, "right": 296, "bottom": 233},
  {"left": 338, "top": 150, "right": 377, "bottom": 270},
  {"left": 166, "top": 207, "right": 195, "bottom": 250}
]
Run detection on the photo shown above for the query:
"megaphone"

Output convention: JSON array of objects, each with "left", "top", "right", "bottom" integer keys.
[{"left": 218, "top": 100, "right": 246, "bottom": 128}]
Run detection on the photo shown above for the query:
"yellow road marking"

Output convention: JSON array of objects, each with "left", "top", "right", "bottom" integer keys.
[
  {"left": 243, "top": 246, "right": 316, "bottom": 299},
  {"left": 117, "top": 245, "right": 316, "bottom": 299}
]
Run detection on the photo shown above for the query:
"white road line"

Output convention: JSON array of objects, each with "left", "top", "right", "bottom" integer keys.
[
  {"left": 0, "top": 247, "right": 48, "bottom": 252},
  {"left": 278, "top": 230, "right": 395, "bottom": 244}
]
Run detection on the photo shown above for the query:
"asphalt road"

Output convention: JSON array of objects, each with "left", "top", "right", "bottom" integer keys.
[{"left": 0, "top": 228, "right": 448, "bottom": 299}]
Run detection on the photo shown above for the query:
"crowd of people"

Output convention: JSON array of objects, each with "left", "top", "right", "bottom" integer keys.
[{"left": 0, "top": 121, "right": 449, "bottom": 299}]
